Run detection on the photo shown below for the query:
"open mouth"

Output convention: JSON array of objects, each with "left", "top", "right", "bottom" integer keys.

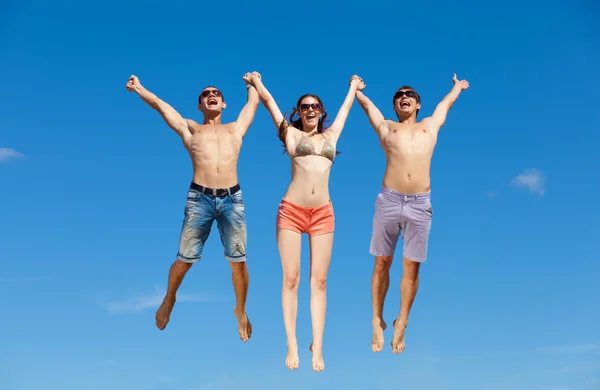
[
  {"left": 207, "top": 97, "right": 218, "bottom": 106},
  {"left": 400, "top": 100, "right": 410, "bottom": 108}
]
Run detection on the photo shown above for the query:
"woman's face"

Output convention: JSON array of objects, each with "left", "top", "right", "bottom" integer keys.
[{"left": 297, "top": 96, "right": 322, "bottom": 130}]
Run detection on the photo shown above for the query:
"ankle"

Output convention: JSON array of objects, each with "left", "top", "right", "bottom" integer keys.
[
  {"left": 372, "top": 316, "right": 384, "bottom": 326},
  {"left": 234, "top": 306, "right": 246, "bottom": 314},
  {"left": 287, "top": 337, "right": 298, "bottom": 346},
  {"left": 395, "top": 317, "right": 408, "bottom": 327}
]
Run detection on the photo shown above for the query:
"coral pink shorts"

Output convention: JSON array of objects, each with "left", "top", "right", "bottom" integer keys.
[{"left": 276, "top": 199, "right": 335, "bottom": 235}]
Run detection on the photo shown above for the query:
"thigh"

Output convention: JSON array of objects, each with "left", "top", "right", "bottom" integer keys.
[
  {"left": 369, "top": 193, "right": 402, "bottom": 257},
  {"left": 308, "top": 232, "right": 334, "bottom": 278},
  {"left": 402, "top": 198, "right": 433, "bottom": 263},
  {"left": 217, "top": 191, "right": 247, "bottom": 262},
  {"left": 277, "top": 227, "right": 302, "bottom": 277},
  {"left": 307, "top": 202, "right": 335, "bottom": 235},
  {"left": 177, "top": 190, "right": 216, "bottom": 262}
]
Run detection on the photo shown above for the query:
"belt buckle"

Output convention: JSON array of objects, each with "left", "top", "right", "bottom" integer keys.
[{"left": 212, "top": 188, "right": 218, "bottom": 196}]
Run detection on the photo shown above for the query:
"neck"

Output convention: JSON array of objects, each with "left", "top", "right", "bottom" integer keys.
[
  {"left": 397, "top": 114, "right": 417, "bottom": 124},
  {"left": 303, "top": 125, "right": 319, "bottom": 135},
  {"left": 203, "top": 112, "right": 222, "bottom": 125}
]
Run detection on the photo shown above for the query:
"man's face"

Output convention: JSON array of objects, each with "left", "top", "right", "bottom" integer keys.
[
  {"left": 198, "top": 87, "right": 226, "bottom": 113},
  {"left": 393, "top": 89, "right": 421, "bottom": 117}
]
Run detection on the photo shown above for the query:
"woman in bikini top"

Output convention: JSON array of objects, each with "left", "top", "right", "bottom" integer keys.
[{"left": 247, "top": 71, "right": 364, "bottom": 372}]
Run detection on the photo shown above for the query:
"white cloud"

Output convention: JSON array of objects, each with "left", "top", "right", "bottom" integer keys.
[
  {"left": 102, "top": 286, "right": 228, "bottom": 314},
  {"left": 0, "top": 148, "right": 25, "bottom": 163},
  {"left": 0, "top": 276, "right": 48, "bottom": 283},
  {"left": 511, "top": 168, "right": 546, "bottom": 195}
]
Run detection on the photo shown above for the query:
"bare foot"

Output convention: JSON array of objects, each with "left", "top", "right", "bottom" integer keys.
[
  {"left": 391, "top": 318, "right": 408, "bottom": 354},
  {"left": 155, "top": 297, "right": 175, "bottom": 330},
  {"left": 233, "top": 307, "right": 252, "bottom": 342},
  {"left": 309, "top": 342, "right": 325, "bottom": 372},
  {"left": 371, "top": 317, "right": 387, "bottom": 352},
  {"left": 286, "top": 338, "right": 299, "bottom": 370}
]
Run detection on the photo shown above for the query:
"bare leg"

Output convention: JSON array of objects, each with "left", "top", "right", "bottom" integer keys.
[
  {"left": 277, "top": 228, "right": 302, "bottom": 370},
  {"left": 230, "top": 261, "right": 251, "bottom": 342},
  {"left": 391, "top": 257, "right": 420, "bottom": 354},
  {"left": 307, "top": 232, "right": 333, "bottom": 372},
  {"left": 371, "top": 255, "right": 393, "bottom": 352},
  {"left": 156, "top": 259, "right": 193, "bottom": 330}
]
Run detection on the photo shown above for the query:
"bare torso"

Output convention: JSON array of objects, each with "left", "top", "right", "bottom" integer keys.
[
  {"left": 283, "top": 130, "right": 335, "bottom": 208},
  {"left": 380, "top": 119, "right": 438, "bottom": 194},
  {"left": 184, "top": 121, "right": 242, "bottom": 188}
]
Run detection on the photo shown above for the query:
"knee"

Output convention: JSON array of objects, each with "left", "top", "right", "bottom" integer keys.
[
  {"left": 230, "top": 261, "right": 247, "bottom": 274},
  {"left": 402, "top": 258, "right": 420, "bottom": 284},
  {"left": 310, "top": 275, "right": 327, "bottom": 292},
  {"left": 374, "top": 256, "right": 393, "bottom": 273},
  {"left": 174, "top": 260, "right": 193, "bottom": 272},
  {"left": 284, "top": 273, "right": 300, "bottom": 290}
]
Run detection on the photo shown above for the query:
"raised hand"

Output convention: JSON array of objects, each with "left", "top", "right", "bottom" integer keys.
[
  {"left": 349, "top": 74, "right": 366, "bottom": 90},
  {"left": 242, "top": 72, "right": 252, "bottom": 85},
  {"left": 126, "top": 75, "right": 142, "bottom": 93},
  {"left": 249, "top": 71, "right": 262, "bottom": 86},
  {"left": 452, "top": 73, "right": 469, "bottom": 90}
]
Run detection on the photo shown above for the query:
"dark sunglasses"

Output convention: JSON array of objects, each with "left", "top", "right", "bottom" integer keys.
[
  {"left": 394, "top": 90, "right": 417, "bottom": 100},
  {"left": 201, "top": 89, "right": 222, "bottom": 98},
  {"left": 300, "top": 103, "right": 322, "bottom": 111}
]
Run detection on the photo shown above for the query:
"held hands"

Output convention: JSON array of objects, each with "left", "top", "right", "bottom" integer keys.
[
  {"left": 243, "top": 71, "right": 262, "bottom": 87},
  {"left": 452, "top": 73, "right": 469, "bottom": 90},
  {"left": 349, "top": 74, "right": 366, "bottom": 91},
  {"left": 242, "top": 72, "right": 253, "bottom": 86},
  {"left": 125, "top": 75, "right": 142, "bottom": 93}
]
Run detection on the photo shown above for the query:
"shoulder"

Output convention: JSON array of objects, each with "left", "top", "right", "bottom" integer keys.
[
  {"left": 186, "top": 119, "right": 200, "bottom": 133},
  {"left": 419, "top": 117, "right": 440, "bottom": 132}
]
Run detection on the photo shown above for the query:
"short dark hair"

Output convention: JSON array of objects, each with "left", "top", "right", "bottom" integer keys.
[{"left": 393, "top": 86, "right": 421, "bottom": 118}]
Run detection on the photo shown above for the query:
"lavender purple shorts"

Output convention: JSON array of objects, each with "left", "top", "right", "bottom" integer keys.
[{"left": 369, "top": 187, "right": 433, "bottom": 262}]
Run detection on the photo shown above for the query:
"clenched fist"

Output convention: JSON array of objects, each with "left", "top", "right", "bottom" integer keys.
[{"left": 126, "top": 75, "right": 142, "bottom": 92}]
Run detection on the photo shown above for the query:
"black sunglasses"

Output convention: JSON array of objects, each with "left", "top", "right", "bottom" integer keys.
[
  {"left": 300, "top": 103, "right": 322, "bottom": 111},
  {"left": 201, "top": 89, "right": 222, "bottom": 98},
  {"left": 394, "top": 90, "right": 417, "bottom": 100}
]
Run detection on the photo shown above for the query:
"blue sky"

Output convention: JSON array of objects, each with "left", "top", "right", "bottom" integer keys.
[{"left": 1, "top": 0, "right": 599, "bottom": 389}]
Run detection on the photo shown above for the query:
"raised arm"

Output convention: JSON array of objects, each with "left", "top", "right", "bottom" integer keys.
[
  {"left": 326, "top": 75, "right": 362, "bottom": 140},
  {"left": 428, "top": 73, "right": 469, "bottom": 131},
  {"left": 126, "top": 75, "right": 192, "bottom": 143},
  {"left": 355, "top": 84, "right": 388, "bottom": 137},
  {"left": 234, "top": 73, "right": 260, "bottom": 137},
  {"left": 248, "top": 71, "right": 286, "bottom": 130}
]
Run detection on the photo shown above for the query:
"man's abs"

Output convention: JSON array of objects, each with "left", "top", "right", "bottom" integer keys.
[
  {"left": 185, "top": 125, "right": 242, "bottom": 188},
  {"left": 382, "top": 158, "right": 432, "bottom": 194},
  {"left": 381, "top": 124, "right": 437, "bottom": 194}
]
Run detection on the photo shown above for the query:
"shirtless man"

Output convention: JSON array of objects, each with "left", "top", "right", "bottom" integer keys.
[
  {"left": 356, "top": 73, "right": 469, "bottom": 354},
  {"left": 125, "top": 73, "right": 259, "bottom": 342}
]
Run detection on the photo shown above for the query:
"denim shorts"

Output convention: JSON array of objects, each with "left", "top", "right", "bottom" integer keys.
[{"left": 176, "top": 183, "right": 247, "bottom": 263}]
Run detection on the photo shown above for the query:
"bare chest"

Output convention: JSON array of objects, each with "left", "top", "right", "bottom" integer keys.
[
  {"left": 188, "top": 126, "right": 241, "bottom": 154},
  {"left": 383, "top": 126, "right": 437, "bottom": 154}
]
